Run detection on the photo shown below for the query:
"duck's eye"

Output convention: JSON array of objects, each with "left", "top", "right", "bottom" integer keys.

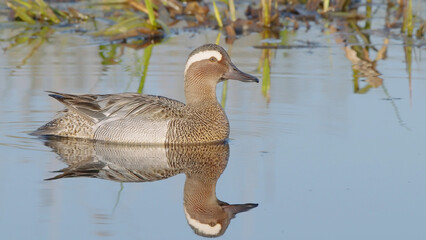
[{"left": 209, "top": 57, "right": 217, "bottom": 62}]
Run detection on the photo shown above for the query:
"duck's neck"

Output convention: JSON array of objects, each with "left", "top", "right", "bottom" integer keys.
[
  {"left": 184, "top": 175, "right": 219, "bottom": 212},
  {"left": 184, "top": 74, "right": 219, "bottom": 106}
]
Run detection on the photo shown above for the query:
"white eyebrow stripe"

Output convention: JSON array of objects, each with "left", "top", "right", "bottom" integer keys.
[
  {"left": 184, "top": 208, "right": 222, "bottom": 236},
  {"left": 184, "top": 50, "right": 222, "bottom": 75}
]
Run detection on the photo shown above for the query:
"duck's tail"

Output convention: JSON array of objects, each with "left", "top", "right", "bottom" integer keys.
[{"left": 32, "top": 94, "right": 95, "bottom": 138}]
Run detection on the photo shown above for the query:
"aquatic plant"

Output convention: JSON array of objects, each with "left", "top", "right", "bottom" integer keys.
[
  {"left": 138, "top": 44, "right": 154, "bottom": 93},
  {"left": 144, "top": 0, "right": 157, "bottom": 28},
  {"left": 334, "top": 19, "right": 389, "bottom": 94},
  {"left": 261, "top": 0, "right": 270, "bottom": 27},
  {"left": 404, "top": 42, "right": 412, "bottom": 102},
  {"left": 323, "top": 0, "right": 330, "bottom": 11},
  {"left": 212, "top": 0, "right": 223, "bottom": 28},
  {"left": 214, "top": 32, "right": 228, "bottom": 108},
  {"left": 261, "top": 51, "right": 271, "bottom": 103},
  {"left": 401, "top": 0, "right": 413, "bottom": 37},
  {"left": 228, "top": 0, "right": 236, "bottom": 22},
  {"left": 415, "top": 21, "right": 425, "bottom": 39},
  {"left": 99, "top": 44, "right": 122, "bottom": 65},
  {"left": 6, "top": 0, "right": 89, "bottom": 24},
  {"left": 6, "top": 0, "right": 60, "bottom": 24},
  {"left": 2, "top": 26, "right": 54, "bottom": 67},
  {"left": 3, "top": 0, "right": 424, "bottom": 100},
  {"left": 259, "top": 30, "right": 273, "bottom": 103}
]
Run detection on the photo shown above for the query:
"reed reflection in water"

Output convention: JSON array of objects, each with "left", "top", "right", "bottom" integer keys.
[{"left": 42, "top": 137, "right": 257, "bottom": 238}]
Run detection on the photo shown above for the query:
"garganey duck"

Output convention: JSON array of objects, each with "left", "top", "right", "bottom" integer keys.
[{"left": 32, "top": 44, "right": 258, "bottom": 144}]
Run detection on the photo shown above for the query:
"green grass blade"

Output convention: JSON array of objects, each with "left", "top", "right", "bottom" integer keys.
[
  {"left": 364, "top": 0, "right": 372, "bottom": 30},
  {"left": 212, "top": 0, "right": 223, "bottom": 28},
  {"left": 221, "top": 80, "right": 228, "bottom": 108},
  {"left": 144, "top": 0, "right": 156, "bottom": 28},
  {"left": 155, "top": 19, "right": 170, "bottom": 35},
  {"left": 228, "top": 0, "right": 236, "bottom": 22},
  {"left": 406, "top": 0, "right": 413, "bottom": 37},
  {"left": 35, "top": 0, "right": 61, "bottom": 24},
  {"left": 12, "top": 0, "right": 33, "bottom": 9},
  {"left": 261, "top": 0, "right": 270, "bottom": 27},
  {"left": 215, "top": 31, "right": 222, "bottom": 45},
  {"left": 323, "top": 0, "right": 330, "bottom": 11},
  {"left": 404, "top": 43, "right": 412, "bottom": 102},
  {"left": 221, "top": 43, "right": 230, "bottom": 108},
  {"left": 138, "top": 44, "right": 154, "bottom": 93},
  {"left": 95, "top": 16, "right": 146, "bottom": 36},
  {"left": 6, "top": 2, "right": 36, "bottom": 24},
  {"left": 261, "top": 55, "right": 270, "bottom": 102}
]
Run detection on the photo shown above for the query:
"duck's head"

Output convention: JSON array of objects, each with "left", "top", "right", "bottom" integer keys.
[
  {"left": 184, "top": 44, "right": 259, "bottom": 84},
  {"left": 184, "top": 201, "right": 258, "bottom": 237}
]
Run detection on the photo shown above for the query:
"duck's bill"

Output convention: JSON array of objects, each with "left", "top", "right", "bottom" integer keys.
[
  {"left": 222, "top": 203, "right": 259, "bottom": 216},
  {"left": 222, "top": 66, "right": 259, "bottom": 83}
]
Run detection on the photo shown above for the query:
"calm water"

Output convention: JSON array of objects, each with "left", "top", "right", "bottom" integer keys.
[{"left": 1, "top": 2, "right": 426, "bottom": 239}]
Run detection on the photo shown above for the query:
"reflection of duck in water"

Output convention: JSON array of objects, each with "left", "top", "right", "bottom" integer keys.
[{"left": 44, "top": 137, "right": 257, "bottom": 237}]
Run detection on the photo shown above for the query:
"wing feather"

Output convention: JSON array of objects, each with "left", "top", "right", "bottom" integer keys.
[{"left": 48, "top": 91, "right": 186, "bottom": 123}]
